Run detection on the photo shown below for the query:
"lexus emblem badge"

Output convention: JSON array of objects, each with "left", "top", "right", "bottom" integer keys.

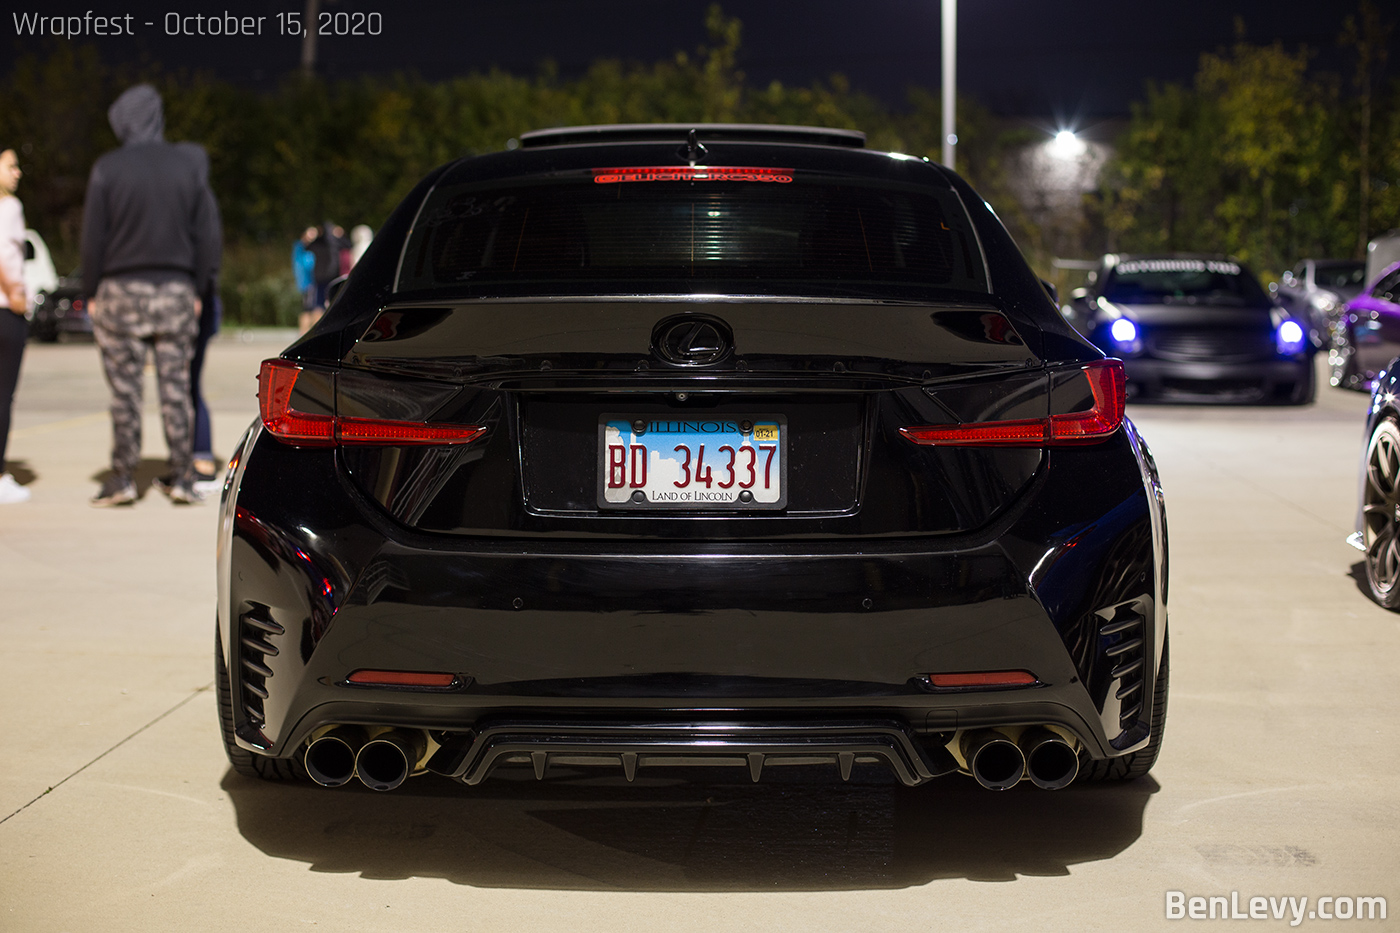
[{"left": 654, "top": 315, "right": 733, "bottom": 366}]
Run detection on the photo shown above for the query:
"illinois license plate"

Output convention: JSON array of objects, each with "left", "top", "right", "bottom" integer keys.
[{"left": 598, "top": 415, "right": 787, "bottom": 509}]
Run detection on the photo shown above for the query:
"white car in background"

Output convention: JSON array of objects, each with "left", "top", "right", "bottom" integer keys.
[{"left": 23, "top": 228, "right": 58, "bottom": 301}]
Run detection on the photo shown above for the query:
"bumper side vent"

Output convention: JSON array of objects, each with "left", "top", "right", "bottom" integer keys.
[
  {"left": 1100, "top": 604, "right": 1147, "bottom": 731},
  {"left": 238, "top": 609, "right": 284, "bottom": 723}
]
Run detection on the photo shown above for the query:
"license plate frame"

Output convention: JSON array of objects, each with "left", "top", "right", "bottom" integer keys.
[{"left": 597, "top": 415, "right": 788, "bottom": 510}]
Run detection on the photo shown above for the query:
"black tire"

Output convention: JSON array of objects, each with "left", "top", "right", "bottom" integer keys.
[
  {"left": 1362, "top": 418, "right": 1400, "bottom": 610},
  {"left": 216, "top": 630, "right": 305, "bottom": 780},
  {"left": 30, "top": 316, "right": 59, "bottom": 343},
  {"left": 1078, "top": 632, "right": 1169, "bottom": 782},
  {"left": 1290, "top": 359, "right": 1317, "bottom": 405}
]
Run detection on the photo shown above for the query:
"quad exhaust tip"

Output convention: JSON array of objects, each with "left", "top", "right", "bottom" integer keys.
[
  {"left": 959, "top": 727, "right": 1081, "bottom": 791},
  {"left": 961, "top": 730, "right": 1026, "bottom": 791},
  {"left": 304, "top": 726, "right": 364, "bottom": 787},
  {"left": 304, "top": 726, "right": 427, "bottom": 790},
  {"left": 1021, "top": 727, "right": 1080, "bottom": 790},
  {"left": 354, "top": 730, "right": 425, "bottom": 792}
]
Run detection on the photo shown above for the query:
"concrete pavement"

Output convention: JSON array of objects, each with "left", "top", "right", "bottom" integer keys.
[{"left": 0, "top": 343, "right": 1396, "bottom": 932}]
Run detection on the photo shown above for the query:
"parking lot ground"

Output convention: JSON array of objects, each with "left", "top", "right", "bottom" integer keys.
[{"left": 1, "top": 344, "right": 1397, "bottom": 932}]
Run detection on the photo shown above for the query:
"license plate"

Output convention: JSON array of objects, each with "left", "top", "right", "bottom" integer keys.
[{"left": 598, "top": 415, "right": 787, "bottom": 509}]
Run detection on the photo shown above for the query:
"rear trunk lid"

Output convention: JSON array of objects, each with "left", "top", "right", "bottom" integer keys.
[{"left": 332, "top": 298, "right": 1053, "bottom": 539}]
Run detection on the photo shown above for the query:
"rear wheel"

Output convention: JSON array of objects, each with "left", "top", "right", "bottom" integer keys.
[
  {"left": 1078, "top": 632, "right": 1169, "bottom": 782},
  {"left": 1289, "top": 360, "right": 1317, "bottom": 405},
  {"left": 1362, "top": 419, "right": 1400, "bottom": 609},
  {"left": 29, "top": 310, "right": 59, "bottom": 343},
  {"left": 216, "top": 629, "right": 305, "bottom": 780}
]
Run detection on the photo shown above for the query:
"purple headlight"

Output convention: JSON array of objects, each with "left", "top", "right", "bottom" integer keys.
[
  {"left": 1276, "top": 320, "right": 1306, "bottom": 355},
  {"left": 1109, "top": 318, "right": 1138, "bottom": 344}
]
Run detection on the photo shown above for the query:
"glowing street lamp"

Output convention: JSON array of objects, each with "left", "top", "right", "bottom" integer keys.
[{"left": 1048, "top": 129, "right": 1087, "bottom": 160}]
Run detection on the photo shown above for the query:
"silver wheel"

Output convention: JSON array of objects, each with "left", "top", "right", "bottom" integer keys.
[{"left": 1363, "top": 419, "right": 1400, "bottom": 608}]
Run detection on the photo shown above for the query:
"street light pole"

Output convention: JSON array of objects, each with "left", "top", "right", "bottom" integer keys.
[
  {"left": 301, "top": 0, "right": 320, "bottom": 78},
  {"left": 941, "top": 0, "right": 956, "bottom": 170}
]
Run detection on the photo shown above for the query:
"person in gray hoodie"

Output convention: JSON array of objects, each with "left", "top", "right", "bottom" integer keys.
[{"left": 81, "top": 84, "right": 221, "bottom": 506}]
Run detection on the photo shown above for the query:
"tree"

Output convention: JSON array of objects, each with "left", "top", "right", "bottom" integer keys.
[{"left": 1341, "top": 0, "right": 1394, "bottom": 256}]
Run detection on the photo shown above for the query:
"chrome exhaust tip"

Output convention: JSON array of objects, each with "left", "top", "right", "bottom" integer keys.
[
  {"left": 304, "top": 726, "right": 364, "bottom": 787},
  {"left": 1021, "top": 727, "right": 1080, "bottom": 790},
  {"left": 961, "top": 730, "right": 1026, "bottom": 791},
  {"left": 354, "top": 730, "right": 424, "bottom": 792}
]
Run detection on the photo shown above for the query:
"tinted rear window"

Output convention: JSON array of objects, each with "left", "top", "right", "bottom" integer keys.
[
  {"left": 1102, "top": 258, "right": 1269, "bottom": 307},
  {"left": 396, "top": 170, "right": 988, "bottom": 298}
]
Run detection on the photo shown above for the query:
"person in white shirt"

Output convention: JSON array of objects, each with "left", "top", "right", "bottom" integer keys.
[{"left": 0, "top": 147, "right": 31, "bottom": 504}]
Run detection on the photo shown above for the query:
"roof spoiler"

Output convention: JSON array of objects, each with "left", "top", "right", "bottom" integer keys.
[{"left": 518, "top": 123, "right": 867, "bottom": 150}]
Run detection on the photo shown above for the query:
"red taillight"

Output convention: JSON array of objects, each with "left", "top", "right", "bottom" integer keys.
[
  {"left": 257, "top": 359, "right": 486, "bottom": 447},
  {"left": 928, "top": 671, "right": 1037, "bottom": 688},
  {"left": 336, "top": 417, "right": 485, "bottom": 445},
  {"left": 258, "top": 359, "right": 335, "bottom": 446},
  {"left": 346, "top": 669, "right": 457, "bottom": 688},
  {"left": 899, "top": 359, "right": 1126, "bottom": 448},
  {"left": 593, "top": 166, "right": 794, "bottom": 184}
]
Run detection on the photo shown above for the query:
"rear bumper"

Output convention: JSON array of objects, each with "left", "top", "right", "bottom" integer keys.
[
  {"left": 219, "top": 428, "right": 1166, "bottom": 777},
  {"left": 1123, "top": 356, "right": 1312, "bottom": 402}
]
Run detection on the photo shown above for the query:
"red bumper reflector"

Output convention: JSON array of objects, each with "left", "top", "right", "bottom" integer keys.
[
  {"left": 347, "top": 670, "right": 457, "bottom": 687},
  {"left": 593, "top": 166, "right": 793, "bottom": 184},
  {"left": 258, "top": 359, "right": 485, "bottom": 447},
  {"left": 899, "top": 359, "right": 1126, "bottom": 447},
  {"left": 929, "top": 671, "right": 1037, "bottom": 688}
]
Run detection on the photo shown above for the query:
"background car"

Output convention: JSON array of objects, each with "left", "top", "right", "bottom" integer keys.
[
  {"left": 1367, "top": 229, "right": 1400, "bottom": 285},
  {"left": 1064, "top": 253, "right": 1315, "bottom": 404},
  {"left": 28, "top": 268, "right": 92, "bottom": 343},
  {"left": 22, "top": 228, "right": 58, "bottom": 299},
  {"left": 1276, "top": 257, "right": 1367, "bottom": 346},
  {"left": 217, "top": 123, "right": 1169, "bottom": 796},
  {"left": 1330, "top": 260, "right": 1400, "bottom": 390}
]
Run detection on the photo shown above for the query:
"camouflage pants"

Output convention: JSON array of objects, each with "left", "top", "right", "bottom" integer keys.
[{"left": 92, "top": 278, "right": 199, "bottom": 484}]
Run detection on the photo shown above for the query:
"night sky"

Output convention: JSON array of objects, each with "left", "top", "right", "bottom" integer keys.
[{"left": 3, "top": 0, "right": 1394, "bottom": 120}]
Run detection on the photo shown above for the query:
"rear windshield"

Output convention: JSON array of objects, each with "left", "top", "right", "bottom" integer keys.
[
  {"left": 396, "top": 170, "right": 988, "bottom": 298},
  {"left": 1102, "top": 258, "right": 1269, "bottom": 307}
]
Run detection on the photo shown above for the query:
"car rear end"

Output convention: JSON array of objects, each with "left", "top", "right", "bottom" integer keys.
[{"left": 217, "top": 126, "right": 1167, "bottom": 792}]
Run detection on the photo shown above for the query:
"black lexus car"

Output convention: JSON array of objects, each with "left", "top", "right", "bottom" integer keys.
[
  {"left": 1064, "top": 253, "right": 1315, "bottom": 404},
  {"left": 217, "top": 123, "right": 1168, "bottom": 795}
]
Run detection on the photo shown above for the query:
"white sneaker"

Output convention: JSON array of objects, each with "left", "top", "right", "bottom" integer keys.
[{"left": 0, "top": 473, "right": 31, "bottom": 504}]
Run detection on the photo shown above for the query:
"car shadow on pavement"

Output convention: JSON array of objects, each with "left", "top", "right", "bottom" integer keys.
[{"left": 223, "top": 766, "right": 1157, "bottom": 889}]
